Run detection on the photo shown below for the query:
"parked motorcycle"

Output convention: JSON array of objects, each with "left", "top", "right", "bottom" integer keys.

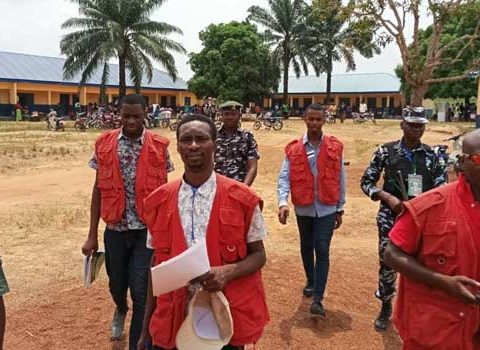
[
  {"left": 144, "top": 114, "right": 154, "bottom": 129},
  {"left": 46, "top": 110, "right": 65, "bottom": 131},
  {"left": 74, "top": 112, "right": 87, "bottom": 131},
  {"left": 253, "top": 112, "right": 283, "bottom": 130},
  {"left": 325, "top": 111, "right": 335, "bottom": 124},
  {"left": 169, "top": 112, "right": 193, "bottom": 131},
  {"left": 352, "top": 112, "right": 376, "bottom": 125},
  {"left": 442, "top": 132, "right": 466, "bottom": 179}
]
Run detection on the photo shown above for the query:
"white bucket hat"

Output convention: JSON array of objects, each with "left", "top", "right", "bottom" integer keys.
[{"left": 176, "top": 289, "right": 234, "bottom": 350}]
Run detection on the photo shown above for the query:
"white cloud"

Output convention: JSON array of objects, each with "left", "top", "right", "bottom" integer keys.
[{"left": 0, "top": 0, "right": 424, "bottom": 81}]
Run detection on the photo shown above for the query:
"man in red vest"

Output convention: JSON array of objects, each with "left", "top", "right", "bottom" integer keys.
[
  {"left": 277, "top": 103, "right": 346, "bottom": 317},
  {"left": 81, "top": 94, "right": 173, "bottom": 349},
  {"left": 138, "top": 114, "right": 269, "bottom": 350},
  {"left": 385, "top": 129, "right": 480, "bottom": 349}
]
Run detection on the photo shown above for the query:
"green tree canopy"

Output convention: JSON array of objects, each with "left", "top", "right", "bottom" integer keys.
[
  {"left": 247, "top": 0, "right": 310, "bottom": 104},
  {"left": 305, "top": 0, "right": 382, "bottom": 102},
  {"left": 188, "top": 21, "right": 280, "bottom": 104},
  {"left": 60, "top": 0, "right": 186, "bottom": 99},
  {"left": 394, "top": 1, "right": 480, "bottom": 103},
  {"left": 423, "top": 1, "right": 480, "bottom": 100},
  {"left": 354, "top": 0, "right": 480, "bottom": 106}
]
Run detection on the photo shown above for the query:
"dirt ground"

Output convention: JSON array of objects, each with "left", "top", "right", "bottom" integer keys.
[{"left": 0, "top": 119, "right": 472, "bottom": 349}]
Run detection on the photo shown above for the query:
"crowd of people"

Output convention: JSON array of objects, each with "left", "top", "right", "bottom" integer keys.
[
  {"left": 446, "top": 102, "right": 478, "bottom": 122},
  {"left": 1, "top": 92, "right": 479, "bottom": 350}
]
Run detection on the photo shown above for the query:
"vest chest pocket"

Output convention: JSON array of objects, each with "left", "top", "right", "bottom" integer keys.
[
  {"left": 96, "top": 144, "right": 114, "bottom": 163},
  {"left": 146, "top": 167, "right": 165, "bottom": 190},
  {"left": 220, "top": 208, "right": 247, "bottom": 263},
  {"left": 421, "top": 221, "right": 459, "bottom": 275},
  {"left": 96, "top": 145, "right": 116, "bottom": 189},
  {"left": 220, "top": 239, "right": 248, "bottom": 263},
  {"left": 97, "top": 167, "right": 113, "bottom": 189},
  {"left": 324, "top": 161, "right": 340, "bottom": 180},
  {"left": 152, "top": 213, "right": 172, "bottom": 263},
  {"left": 289, "top": 155, "right": 309, "bottom": 180}
]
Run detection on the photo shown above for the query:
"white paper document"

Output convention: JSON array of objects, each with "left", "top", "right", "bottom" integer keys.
[
  {"left": 83, "top": 251, "right": 105, "bottom": 288},
  {"left": 151, "top": 239, "right": 210, "bottom": 296}
]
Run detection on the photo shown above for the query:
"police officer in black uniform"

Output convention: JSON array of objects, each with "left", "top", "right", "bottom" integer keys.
[
  {"left": 360, "top": 108, "right": 447, "bottom": 331},
  {"left": 214, "top": 101, "right": 260, "bottom": 186}
]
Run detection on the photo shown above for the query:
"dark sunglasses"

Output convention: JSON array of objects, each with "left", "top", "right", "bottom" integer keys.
[{"left": 462, "top": 154, "right": 480, "bottom": 164}]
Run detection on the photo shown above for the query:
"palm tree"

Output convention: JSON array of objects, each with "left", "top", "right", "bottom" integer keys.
[
  {"left": 60, "top": 0, "right": 186, "bottom": 98},
  {"left": 247, "top": 0, "right": 309, "bottom": 105},
  {"left": 306, "top": 0, "right": 381, "bottom": 103}
]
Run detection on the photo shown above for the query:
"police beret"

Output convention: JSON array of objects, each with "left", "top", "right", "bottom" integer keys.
[
  {"left": 403, "top": 116, "right": 429, "bottom": 124},
  {"left": 219, "top": 101, "right": 243, "bottom": 110}
]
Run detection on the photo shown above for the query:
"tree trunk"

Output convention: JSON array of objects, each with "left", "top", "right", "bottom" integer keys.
[
  {"left": 283, "top": 42, "right": 290, "bottom": 105},
  {"left": 119, "top": 53, "right": 127, "bottom": 98},
  {"left": 99, "top": 85, "right": 107, "bottom": 105},
  {"left": 410, "top": 84, "right": 429, "bottom": 107},
  {"left": 326, "top": 70, "right": 332, "bottom": 104},
  {"left": 326, "top": 51, "right": 333, "bottom": 103},
  {"left": 283, "top": 53, "right": 290, "bottom": 105}
]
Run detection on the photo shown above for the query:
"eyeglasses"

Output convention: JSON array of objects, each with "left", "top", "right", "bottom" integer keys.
[{"left": 462, "top": 154, "right": 480, "bottom": 164}]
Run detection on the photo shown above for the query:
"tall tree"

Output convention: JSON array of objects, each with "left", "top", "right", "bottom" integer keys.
[
  {"left": 247, "top": 0, "right": 309, "bottom": 105},
  {"left": 188, "top": 22, "right": 280, "bottom": 104},
  {"left": 305, "top": 0, "right": 382, "bottom": 103},
  {"left": 394, "top": 1, "right": 480, "bottom": 105},
  {"left": 353, "top": 0, "right": 480, "bottom": 106},
  {"left": 423, "top": 1, "right": 480, "bottom": 103},
  {"left": 394, "top": 65, "right": 412, "bottom": 105},
  {"left": 60, "top": 0, "right": 186, "bottom": 98}
]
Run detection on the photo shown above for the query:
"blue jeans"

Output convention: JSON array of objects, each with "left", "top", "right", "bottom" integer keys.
[
  {"left": 296, "top": 213, "right": 336, "bottom": 299},
  {"left": 104, "top": 228, "right": 153, "bottom": 350}
]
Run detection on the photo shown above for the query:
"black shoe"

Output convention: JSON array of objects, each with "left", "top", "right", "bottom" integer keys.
[
  {"left": 303, "top": 284, "right": 314, "bottom": 298},
  {"left": 374, "top": 301, "right": 392, "bottom": 332},
  {"left": 310, "top": 298, "right": 326, "bottom": 317}
]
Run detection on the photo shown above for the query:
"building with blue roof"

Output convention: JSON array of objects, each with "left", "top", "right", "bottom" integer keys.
[
  {"left": 0, "top": 51, "right": 403, "bottom": 116},
  {"left": 0, "top": 51, "right": 199, "bottom": 116},
  {"left": 267, "top": 73, "right": 402, "bottom": 113}
]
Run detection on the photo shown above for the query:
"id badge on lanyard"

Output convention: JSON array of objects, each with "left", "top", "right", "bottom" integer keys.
[
  {"left": 405, "top": 149, "right": 423, "bottom": 197},
  {"left": 407, "top": 174, "right": 423, "bottom": 197}
]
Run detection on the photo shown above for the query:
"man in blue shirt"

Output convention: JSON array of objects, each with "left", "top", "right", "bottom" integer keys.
[{"left": 277, "top": 104, "right": 346, "bottom": 317}]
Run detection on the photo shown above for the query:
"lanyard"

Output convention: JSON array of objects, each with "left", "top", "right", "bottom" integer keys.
[
  {"left": 190, "top": 186, "right": 198, "bottom": 244},
  {"left": 401, "top": 144, "right": 417, "bottom": 174}
]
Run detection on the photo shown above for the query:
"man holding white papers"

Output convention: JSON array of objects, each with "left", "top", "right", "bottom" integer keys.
[
  {"left": 139, "top": 114, "right": 269, "bottom": 350},
  {"left": 81, "top": 94, "right": 173, "bottom": 349}
]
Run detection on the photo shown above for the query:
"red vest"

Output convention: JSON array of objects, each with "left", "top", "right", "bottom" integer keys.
[
  {"left": 143, "top": 174, "right": 269, "bottom": 349},
  {"left": 285, "top": 135, "right": 343, "bottom": 206},
  {"left": 95, "top": 129, "right": 169, "bottom": 225},
  {"left": 395, "top": 181, "right": 480, "bottom": 350}
]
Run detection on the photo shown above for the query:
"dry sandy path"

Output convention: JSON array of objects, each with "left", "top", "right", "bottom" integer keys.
[{"left": 0, "top": 120, "right": 467, "bottom": 349}]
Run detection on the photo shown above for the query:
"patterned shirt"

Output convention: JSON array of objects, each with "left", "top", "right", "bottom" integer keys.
[
  {"left": 214, "top": 127, "right": 260, "bottom": 182},
  {"left": 361, "top": 139, "right": 447, "bottom": 200},
  {"left": 89, "top": 128, "right": 174, "bottom": 231},
  {"left": 146, "top": 172, "right": 266, "bottom": 249}
]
